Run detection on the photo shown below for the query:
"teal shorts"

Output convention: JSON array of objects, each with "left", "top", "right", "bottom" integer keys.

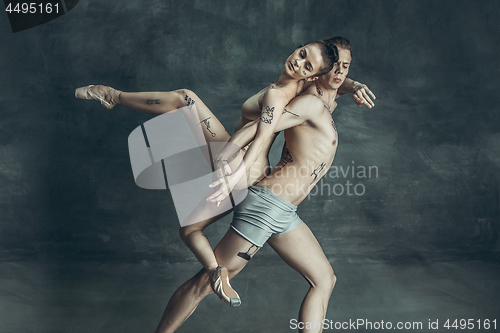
[{"left": 231, "top": 185, "right": 303, "bottom": 247}]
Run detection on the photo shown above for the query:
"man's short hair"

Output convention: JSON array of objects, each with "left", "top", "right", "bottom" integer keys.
[{"left": 324, "top": 36, "right": 352, "bottom": 57}]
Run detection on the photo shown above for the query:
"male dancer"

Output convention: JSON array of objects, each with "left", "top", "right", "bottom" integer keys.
[{"left": 155, "top": 37, "right": 369, "bottom": 333}]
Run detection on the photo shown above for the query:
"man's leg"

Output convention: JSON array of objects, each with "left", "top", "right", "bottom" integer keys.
[
  {"left": 153, "top": 268, "right": 212, "bottom": 333},
  {"left": 267, "top": 223, "right": 336, "bottom": 333},
  {"left": 154, "top": 228, "right": 259, "bottom": 333}
]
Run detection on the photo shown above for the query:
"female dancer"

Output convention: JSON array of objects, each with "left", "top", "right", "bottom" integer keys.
[{"left": 76, "top": 40, "right": 338, "bottom": 306}]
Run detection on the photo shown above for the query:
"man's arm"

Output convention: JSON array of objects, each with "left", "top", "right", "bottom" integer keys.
[
  {"left": 337, "top": 78, "right": 358, "bottom": 95},
  {"left": 338, "top": 78, "right": 376, "bottom": 108}
]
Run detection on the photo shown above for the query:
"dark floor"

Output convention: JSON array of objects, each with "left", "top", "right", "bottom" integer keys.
[{"left": 1, "top": 257, "right": 499, "bottom": 333}]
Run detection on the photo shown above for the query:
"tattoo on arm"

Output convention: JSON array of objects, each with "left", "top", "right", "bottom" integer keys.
[
  {"left": 311, "top": 162, "right": 326, "bottom": 182},
  {"left": 354, "top": 85, "right": 364, "bottom": 93},
  {"left": 261, "top": 106, "right": 274, "bottom": 124},
  {"left": 184, "top": 95, "right": 196, "bottom": 109},
  {"left": 147, "top": 99, "right": 160, "bottom": 105},
  {"left": 198, "top": 117, "right": 216, "bottom": 137},
  {"left": 282, "top": 108, "right": 299, "bottom": 117},
  {"left": 237, "top": 244, "right": 260, "bottom": 261}
]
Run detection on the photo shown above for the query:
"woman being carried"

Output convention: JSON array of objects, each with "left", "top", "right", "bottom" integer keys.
[{"left": 76, "top": 39, "right": 360, "bottom": 306}]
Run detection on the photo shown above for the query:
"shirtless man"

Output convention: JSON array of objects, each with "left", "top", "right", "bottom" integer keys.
[{"left": 154, "top": 37, "right": 363, "bottom": 333}]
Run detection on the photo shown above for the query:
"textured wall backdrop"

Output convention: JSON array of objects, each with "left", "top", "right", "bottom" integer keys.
[{"left": 0, "top": 0, "right": 499, "bottom": 263}]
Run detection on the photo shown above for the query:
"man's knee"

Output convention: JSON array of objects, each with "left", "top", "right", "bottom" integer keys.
[
  {"left": 190, "top": 269, "right": 214, "bottom": 298},
  {"left": 325, "top": 268, "right": 337, "bottom": 292},
  {"left": 330, "top": 271, "right": 337, "bottom": 290},
  {"left": 310, "top": 265, "right": 336, "bottom": 292}
]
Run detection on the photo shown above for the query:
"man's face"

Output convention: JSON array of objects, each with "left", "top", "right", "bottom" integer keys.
[{"left": 327, "top": 48, "right": 351, "bottom": 88}]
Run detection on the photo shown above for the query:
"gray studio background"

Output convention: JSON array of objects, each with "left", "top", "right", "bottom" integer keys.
[{"left": 0, "top": 1, "right": 499, "bottom": 332}]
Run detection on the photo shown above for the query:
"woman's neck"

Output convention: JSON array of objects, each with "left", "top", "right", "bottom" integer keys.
[{"left": 274, "top": 70, "right": 298, "bottom": 87}]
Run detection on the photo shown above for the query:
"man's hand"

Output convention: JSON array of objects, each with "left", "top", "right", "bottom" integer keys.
[{"left": 353, "top": 84, "right": 376, "bottom": 108}]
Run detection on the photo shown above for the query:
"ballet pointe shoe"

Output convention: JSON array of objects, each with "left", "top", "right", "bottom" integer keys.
[
  {"left": 209, "top": 265, "right": 241, "bottom": 307},
  {"left": 75, "top": 85, "right": 121, "bottom": 109}
]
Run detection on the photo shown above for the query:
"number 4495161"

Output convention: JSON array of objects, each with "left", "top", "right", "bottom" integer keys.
[
  {"left": 444, "top": 319, "right": 496, "bottom": 330},
  {"left": 5, "top": 3, "right": 60, "bottom": 14}
]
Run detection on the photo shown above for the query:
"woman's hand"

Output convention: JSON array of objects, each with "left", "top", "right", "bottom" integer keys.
[
  {"left": 352, "top": 83, "right": 376, "bottom": 108},
  {"left": 213, "top": 159, "right": 232, "bottom": 180},
  {"left": 207, "top": 169, "right": 243, "bottom": 206}
]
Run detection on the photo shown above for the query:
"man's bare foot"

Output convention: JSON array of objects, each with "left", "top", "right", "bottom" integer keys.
[{"left": 75, "top": 85, "right": 122, "bottom": 109}]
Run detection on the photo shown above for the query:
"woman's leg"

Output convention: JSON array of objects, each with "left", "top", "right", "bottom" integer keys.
[
  {"left": 81, "top": 85, "right": 231, "bottom": 144},
  {"left": 178, "top": 209, "right": 233, "bottom": 273},
  {"left": 267, "top": 223, "right": 336, "bottom": 333}
]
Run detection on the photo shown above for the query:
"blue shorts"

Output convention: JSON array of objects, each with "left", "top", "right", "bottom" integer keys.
[{"left": 231, "top": 185, "right": 303, "bottom": 247}]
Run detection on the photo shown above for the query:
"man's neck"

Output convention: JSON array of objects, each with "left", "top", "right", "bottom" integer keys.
[{"left": 313, "top": 79, "right": 338, "bottom": 110}]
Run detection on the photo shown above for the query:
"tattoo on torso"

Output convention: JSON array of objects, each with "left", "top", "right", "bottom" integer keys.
[
  {"left": 311, "top": 162, "right": 326, "bottom": 182},
  {"left": 261, "top": 106, "right": 274, "bottom": 124},
  {"left": 199, "top": 117, "right": 216, "bottom": 137},
  {"left": 147, "top": 99, "right": 160, "bottom": 105},
  {"left": 277, "top": 143, "right": 293, "bottom": 169},
  {"left": 185, "top": 95, "right": 195, "bottom": 109},
  {"left": 331, "top": 120, "right": 337, "bottom": 132}
]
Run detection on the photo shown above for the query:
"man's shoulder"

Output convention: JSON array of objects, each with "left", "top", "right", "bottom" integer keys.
[
  {"left": 292, "top": 93, "right": 325, "bottom": 114},
  {"left": 294, "top": 94, "right": 324, "bottom": 119}
]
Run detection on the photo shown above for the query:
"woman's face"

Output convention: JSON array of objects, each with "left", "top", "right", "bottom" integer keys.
[
  {"left": 327, "top": 48, "right": 352, "bottom": 88},
  {"left": 285, "top": 43, "right": 325, "bottom": 81}
]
